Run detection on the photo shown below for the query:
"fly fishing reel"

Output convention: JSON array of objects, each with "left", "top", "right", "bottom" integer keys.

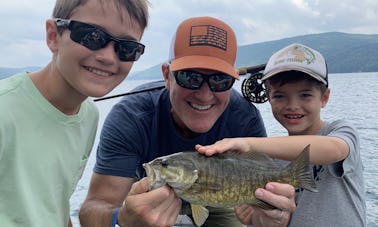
[{"left": 239, "top": 64, "right": 268, "bottom": 104}]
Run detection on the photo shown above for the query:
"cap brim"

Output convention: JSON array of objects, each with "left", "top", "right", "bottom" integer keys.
[
  {"left": 262, "top": 66, "right": 327, "bottom": 85},
  {"left": 170, "top": 55, "right": 240, "bottom": 80}
]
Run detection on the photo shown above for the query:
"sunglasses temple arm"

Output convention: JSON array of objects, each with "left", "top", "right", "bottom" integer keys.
[
  {"left": 93, "top": 81, "right": 165, "bottom": 102},
  {"left": 238, "top": 63, "right": 266, "bottom": 76}
]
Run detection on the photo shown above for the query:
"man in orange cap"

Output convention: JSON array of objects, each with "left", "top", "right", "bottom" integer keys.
[{"left": 80, "top": 16, "right": 294, "bottom": 227}]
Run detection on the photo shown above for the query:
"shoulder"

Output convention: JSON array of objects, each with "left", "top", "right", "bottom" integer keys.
[
  {"left": 228, "top": 89, "right": 262, "bottom": 116},
  {"left": 115, "top": 81, "right": 167, "bottom": 114},
  {"left": 104, "top": 81, "right": 167, "bottom": 128},
  {"left": 218, "top": 89, "right": 266, "bottom": 137},
  {"left": 0, "top": 72, "right": 27, "bottom": 96},
  {"left": 321, "top": 119, "right": 358, "bottom": 136},
  {"left": 82, "top": 98, "right": 99, "bottom": 121},
  {"left": 322, "top": 119, "right": 360, "bottom": 154}
]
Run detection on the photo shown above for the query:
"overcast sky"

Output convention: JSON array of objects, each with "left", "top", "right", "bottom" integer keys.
[{"left": 0, "top": 0, "right": 377, "bottom": 72}]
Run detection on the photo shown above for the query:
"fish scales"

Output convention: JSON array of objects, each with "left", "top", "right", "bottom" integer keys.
[
  {"left": 182, "top": 154, "right": 263, "bottom": 207},
  {"left": 143, "top": 145, "right": 317, "bottom": 210}
]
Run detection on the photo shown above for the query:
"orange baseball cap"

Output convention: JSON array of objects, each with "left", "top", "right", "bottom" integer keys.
[{"left": 168, "top": 16, "right": 239, "bottom": 80}]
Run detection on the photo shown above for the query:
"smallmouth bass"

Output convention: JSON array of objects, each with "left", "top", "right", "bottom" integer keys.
[{"left": 143, "top": 145, "right": 317, "bottom": 226}]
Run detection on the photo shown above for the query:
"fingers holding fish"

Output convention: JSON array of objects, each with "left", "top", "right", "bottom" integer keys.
[
  {"left": 147, "top": 185, "right": 182, "bottom": 223},
  {"left": 278, "top": 209, "right": 284, "bottom": 221},
  {"left": 125, "top": 179, "right": 182, "bottom": 226},
  {"left": 128, "top": 177, "right": 150, "bottom": 196},
  {"left": 156, "top": 186, "right": 182, "bottom": 215},
  {"left": 155, "top": 187, "right": 182, "bottom": 226},
  {"left": 255, "top": 182, "right": 296, "bottom": 213},
  {"left": 247, "top": 208, "right": 289, "bottom": 227},
  {"left": 234, "top": 204, "right": 256, "bottom": 225},
  {"left": 239, "top": 183, "right": 294, "bottom": 226},
  {"left": 195, "top": 137, "right": 249, "bottom": 156}
]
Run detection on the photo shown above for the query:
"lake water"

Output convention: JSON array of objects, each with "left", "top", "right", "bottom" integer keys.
[{"left": 70, "top": 72, "right": 378, "bottom": 226}]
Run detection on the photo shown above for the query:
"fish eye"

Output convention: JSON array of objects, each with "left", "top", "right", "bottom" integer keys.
[{"left": 161, "top": 159, "right": 169, "bottom": 167}]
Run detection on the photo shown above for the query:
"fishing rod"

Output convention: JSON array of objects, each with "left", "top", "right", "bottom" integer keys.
[
  {"left": 94, "top": 63, "right": 268, "bottom": 103},
  {"left": 94, "top": 81, "right": 165, "bottom": 102},
  {"left": 238, "top": 63, "right": 266, "bottom": 76}
]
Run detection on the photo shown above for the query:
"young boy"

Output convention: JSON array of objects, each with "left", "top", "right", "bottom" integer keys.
[
  {"left": 0, "top": 0, "right": 148, "bottom": 226},
  {"left": 196, "top": 43, "right": 366, "bottom": 226}
]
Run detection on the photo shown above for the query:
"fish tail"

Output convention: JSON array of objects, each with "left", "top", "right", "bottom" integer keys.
[{"left": 287, "top": 145, "right": 318, "bottom": 192}]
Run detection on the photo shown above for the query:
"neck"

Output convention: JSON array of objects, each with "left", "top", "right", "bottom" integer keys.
[
  {"left": 174, "top": 123, "right": 200, "bottom": 139},
  {"left": 28, "top": 64, "right": 86, "bottom": 115},
  {"left": 171, "top": 113, "right": 200, "bottom": 139}
]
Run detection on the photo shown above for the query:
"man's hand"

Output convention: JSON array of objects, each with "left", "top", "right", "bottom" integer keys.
[
  {"left": 118, "top": 178, "right": 182, "bottom": 227},
  {"left": 235, "top": 182, "right": 296, "bottom": 227}
]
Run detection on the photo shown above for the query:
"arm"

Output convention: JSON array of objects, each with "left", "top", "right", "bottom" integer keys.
[
  {"left": 235, "top": 182, "right": 296, "bottom": 227},
  {"left": 196, "top": 135, "right": 349, "bottom": 165},
  {"left": 79, "top": 173, "right": 182, "bottom": 227}
]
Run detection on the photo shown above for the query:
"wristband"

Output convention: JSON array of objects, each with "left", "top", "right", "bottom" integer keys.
[{"left": 111, "top": 208, "right": 120, "bottom": 227}]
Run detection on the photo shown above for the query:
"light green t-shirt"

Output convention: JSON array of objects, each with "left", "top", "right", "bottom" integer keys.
[{"left": 0, "top": 72, "right": 99, "bottom": 226}]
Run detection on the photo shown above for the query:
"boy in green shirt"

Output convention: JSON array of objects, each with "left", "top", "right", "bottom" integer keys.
[{"left": 0, "top": 0, "right": 149, "bottom": 226}]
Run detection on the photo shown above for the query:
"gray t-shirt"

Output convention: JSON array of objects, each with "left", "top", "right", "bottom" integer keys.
[{"left": 289, "top": 120, "right": 366, "bottom": 227}]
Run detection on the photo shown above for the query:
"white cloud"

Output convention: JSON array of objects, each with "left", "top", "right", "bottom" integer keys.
[{"left": 0, "top": 0, "right": 377, "bottom": 71}]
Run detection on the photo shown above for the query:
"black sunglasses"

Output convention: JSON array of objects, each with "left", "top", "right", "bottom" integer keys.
[
  {"left": 54, "top": 18, "right": 145, "bottom": 62},
  {"left": 172, "top": 70, "right": 235, "bottom": 92}
]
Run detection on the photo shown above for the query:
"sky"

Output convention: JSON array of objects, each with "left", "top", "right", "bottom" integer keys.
[{"left": 0, "top": 0, "right": 377, "bottom": 72}]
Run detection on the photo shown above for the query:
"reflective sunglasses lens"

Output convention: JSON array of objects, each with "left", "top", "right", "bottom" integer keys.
[
  {"left": 70, "top": 23, "right": 108, "bottom": 50},
  {"left": 117, "top": 41, "right": 145, "bottom": 61},
  {"left": 209, "top": 75, "right": 235, "bottom": 92},
  {"left": 175, "top": 71, "right": 204, "bottom": 89}
]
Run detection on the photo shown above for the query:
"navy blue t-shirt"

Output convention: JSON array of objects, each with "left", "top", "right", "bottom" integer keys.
[{"left": 94, "top": 81, "right": 267, "bottom": 179}]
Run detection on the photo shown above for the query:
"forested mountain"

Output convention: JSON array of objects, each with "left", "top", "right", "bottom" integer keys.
[
  {"left": 127, "top": 32, "right": 378, "bottom": 80},
  {"left": 1, "top": 32, "right": 377, "bottom": 80}
]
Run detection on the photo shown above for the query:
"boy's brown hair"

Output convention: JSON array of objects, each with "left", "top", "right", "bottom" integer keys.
[
  {"left": 52, "top": 0, "right": 149, "bottom": 31},
  {"left": 264, "top": 70, "right": 328, "bottom": 98}
]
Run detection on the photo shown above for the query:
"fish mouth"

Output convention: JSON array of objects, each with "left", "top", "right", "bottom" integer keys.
[
  {"left": 143, "top": 163, "right": 154, "bottom": 181},
  {"left": 143, "top": 163, "right": 164, "bottom": 190}
]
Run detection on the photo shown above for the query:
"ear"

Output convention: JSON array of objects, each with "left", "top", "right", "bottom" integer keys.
[
  {"left": 162, "top": 63, "right": 171, "bottom": 90},
  {"left": 321, "top": 88, "right": 330, "bottom": 108},
  {"left": 45, "top": 19, "right": 60, "bottom": 53}
]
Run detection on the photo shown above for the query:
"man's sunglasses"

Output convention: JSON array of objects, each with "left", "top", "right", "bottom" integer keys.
[
  {"left": 54, "top": 18, "right": 145, "bottom": 62},
  {"left": 172, "top": 70, "right": 235, "bottom": 92}
]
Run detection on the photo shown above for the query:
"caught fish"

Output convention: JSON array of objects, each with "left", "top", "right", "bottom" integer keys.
[{"left": 143, "top": 145, "right": 317, "bottom": 226}]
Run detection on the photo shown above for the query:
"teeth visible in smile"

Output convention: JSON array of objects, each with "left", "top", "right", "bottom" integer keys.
[
  {"left": 87, "top": 67, "right": 111, "bottom": 77},
  {"left": 191, "top": 103, "right": 212, "bottom": 111},
  {"left": 285, "top": 114, "right": 303, "bottom": 119}
]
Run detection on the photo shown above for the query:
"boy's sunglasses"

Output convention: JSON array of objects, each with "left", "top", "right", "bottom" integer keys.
[
  {"left": 54, "top": 18, "right": 145, "bottom": 62},
  {"left": 171, "top": 70, "right": 235, "bottom": 92}
]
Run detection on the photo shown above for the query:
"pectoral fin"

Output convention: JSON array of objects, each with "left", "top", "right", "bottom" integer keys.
[
  {"left": 191, "top": 204, "right": 209, "bottom": 227},
  {"left": 250, "top": 199, "right": 276, "bottom": 210}
]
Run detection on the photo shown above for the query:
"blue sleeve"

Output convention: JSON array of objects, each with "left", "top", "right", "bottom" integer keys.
[{"left": 94, "top": 93, "right": 155, "bottom": 178}]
